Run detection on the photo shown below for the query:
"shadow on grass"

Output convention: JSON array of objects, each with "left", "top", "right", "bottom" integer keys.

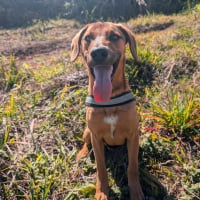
[
  {"left": 132, "top": 20, "right": 174, "bottom": 34},
  {"left": 104, "top": 145, "right": 175, "bottom": 200},
  {"left": 126, "top": 59, "right": 155, "bottom": 98}
]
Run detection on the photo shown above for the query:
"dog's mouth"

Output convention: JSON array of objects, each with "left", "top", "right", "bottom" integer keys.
[{"left": 90, "top": 59, "right": 119, "bottom": 103}]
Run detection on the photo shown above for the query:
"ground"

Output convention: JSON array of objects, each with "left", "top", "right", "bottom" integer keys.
[{"left": 0, "top": 10, "right": 200, "bottom": 200}]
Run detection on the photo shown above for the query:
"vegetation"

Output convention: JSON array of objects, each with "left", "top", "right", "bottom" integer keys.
[
  {"left": 0, "top": 0, "right": 198, "bottom": 28},
  {"left": 0, "top": 5, "right": 200, "bottom": 200},
  {"left": 0, "top": 0, "right": 66, "bottom": 28},
  {"left": 65, "top": 0, "right": 197, "bottom": 23}
]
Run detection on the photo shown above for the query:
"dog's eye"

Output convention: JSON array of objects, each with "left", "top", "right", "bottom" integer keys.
[
  {"left": 85, "top": 35, "right": 93, "bottom": 43},
  {"left": 109, "top": 34, "right": 121, "bottom": 41}
]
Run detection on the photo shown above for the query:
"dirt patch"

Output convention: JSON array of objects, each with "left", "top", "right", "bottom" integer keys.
[
  {"left": 1, "top": 39, "right": 70, "bottom": 59},
  {"left": 0, "top": 19, "right": 80, "bottom": 60},
  {"left": 0, "top": 20, "right": 174, "bottom": 60},
  {"left": 41, "top": 69, "right": 88, "bottom": 100}
]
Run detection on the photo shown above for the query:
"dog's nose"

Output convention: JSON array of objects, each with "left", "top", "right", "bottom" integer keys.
[{"left": 91, "top": 47, "right": 108, "bottom": 62}]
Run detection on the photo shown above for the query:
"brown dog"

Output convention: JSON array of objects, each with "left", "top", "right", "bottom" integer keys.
[{"left": 71, "top": 22, "right": 144, "bottom": 200}]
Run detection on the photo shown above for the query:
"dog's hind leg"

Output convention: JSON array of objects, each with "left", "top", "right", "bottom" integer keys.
[{"left": 76, "top": 127, "right": 91, "bottom": 160}]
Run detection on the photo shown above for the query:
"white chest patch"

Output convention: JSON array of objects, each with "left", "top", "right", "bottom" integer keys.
[{"left": 103, "top": 116, "right": 118, "bottom": 139}]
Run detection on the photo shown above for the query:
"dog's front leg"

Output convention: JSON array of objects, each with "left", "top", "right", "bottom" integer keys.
[
  {"left": 91, "top": 134, "right": 109, "bottom": 200},
  {"left": 127, "top": 133, "right": 144, "bottom": 200}
]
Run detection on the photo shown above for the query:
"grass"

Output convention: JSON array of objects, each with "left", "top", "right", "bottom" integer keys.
[{"left": 0, "top": 8, "right": 200, "bottom": 200}]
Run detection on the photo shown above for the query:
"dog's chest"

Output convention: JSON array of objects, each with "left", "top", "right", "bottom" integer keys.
[
  {"left": 103, "top": 116, "right": 118, "bottom": 139},
  {"left": 86, "top": 104, "right": 136, "bottom": 145}
]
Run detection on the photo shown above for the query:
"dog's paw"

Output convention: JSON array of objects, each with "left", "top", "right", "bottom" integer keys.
[
  {"left": 95, "top": 192, "right": 108, "bottom": 200},
  {"left": 76, "top": 144, "right": 88, "bottom": 160}
]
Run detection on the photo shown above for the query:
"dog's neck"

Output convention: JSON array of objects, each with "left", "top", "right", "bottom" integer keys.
[{"left": 85, "top": 56, "right": 131, "bottom": 97}]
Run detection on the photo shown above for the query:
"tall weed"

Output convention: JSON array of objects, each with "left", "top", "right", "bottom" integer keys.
[
  {"left": 0, "top": 55, "right": 28, "bottom": 92},
  {"left": 142, "top": 86, "right": 199, "bottom": 140}
]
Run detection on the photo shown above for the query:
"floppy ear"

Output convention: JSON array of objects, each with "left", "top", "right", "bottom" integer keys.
[
  {"left": 71, "top": 25, "right": 88, "bottom": 62},
  {"left": 116, "top": 24, "right": 138, "bottom": 61}
]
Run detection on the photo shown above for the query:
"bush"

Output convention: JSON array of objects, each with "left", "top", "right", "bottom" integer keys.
[
  {"left": 65, "top": 0, "right": 139, "bottom": 23},
  {"left": 0, "top": 0, "right": 66, "bottom": 28},
  {"left": 65, "top": 0, "right": 199, "bottom": 23},
  {"left": 0, "top": 0, "right": 198, "bottom": 28}
]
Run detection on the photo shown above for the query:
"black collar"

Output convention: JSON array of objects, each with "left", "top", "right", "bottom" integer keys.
[{"left": 85, "top": 91, "right": 135, "bottom": 107}]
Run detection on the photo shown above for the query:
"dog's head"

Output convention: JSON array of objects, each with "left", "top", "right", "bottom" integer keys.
[{"left": 71, "top": 22, "right": 138, "bottom": 102}]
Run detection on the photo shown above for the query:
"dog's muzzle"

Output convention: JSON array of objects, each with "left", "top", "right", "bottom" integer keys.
[{"left": 88, "top": 47, "right": 121, "bottom": 103}]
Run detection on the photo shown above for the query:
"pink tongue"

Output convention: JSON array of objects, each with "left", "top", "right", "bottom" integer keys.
[{"left": 93, "top": 65, "right": 113, "bottom": 102}]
